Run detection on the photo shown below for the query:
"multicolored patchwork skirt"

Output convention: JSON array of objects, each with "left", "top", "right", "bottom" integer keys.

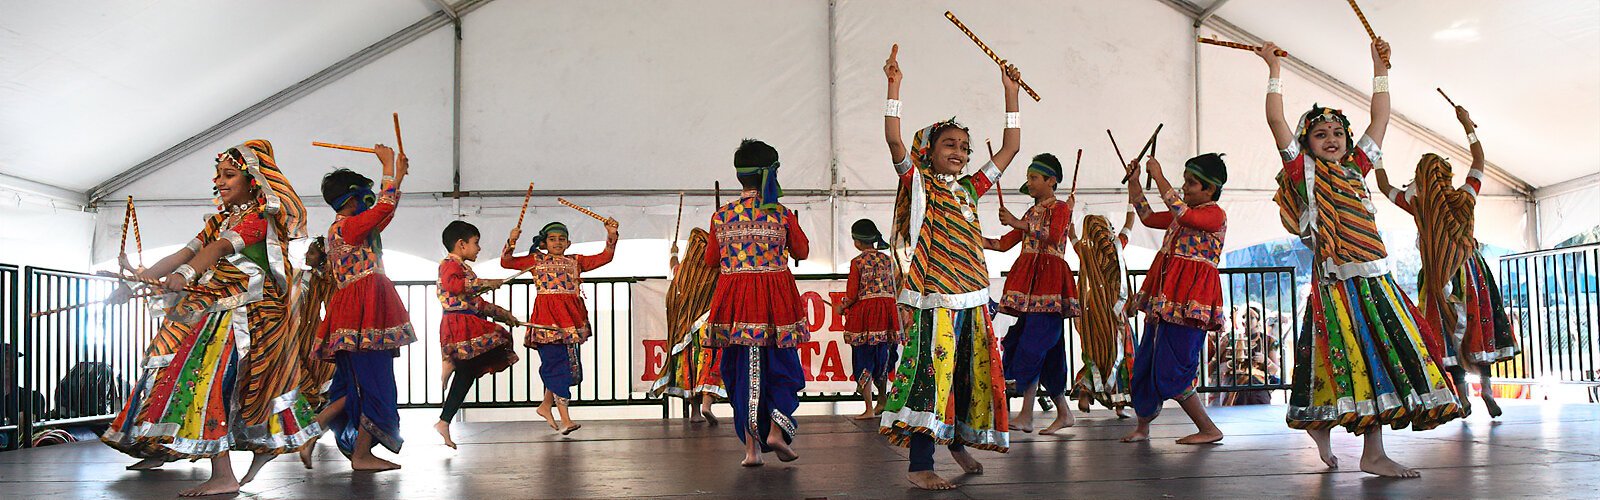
[
  {"left": 103, "top": 306, "right": 320, "bottom": 460},
  {"left": 879, "top": 305, "right": 1009, "bottom": 453},
  {"left": 1419, "top": 251, "right": 1519, "bottom": 367},
  {"left": 1287, "top": 273, "right": 1462, "bottom": 434},
  {"left": 650, "top": 317, "right": 726, "bottom": 399},
  {"left": 1075, "top": 315, "right": 1134, "bottom": 410}
]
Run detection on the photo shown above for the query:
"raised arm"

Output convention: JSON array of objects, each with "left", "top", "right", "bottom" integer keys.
[
  {"left": 1457, "top": 106, "right": 1484, "bottom": 189},
  {"left": 990, "top": 64, "right": 1023, "bottom": 173},
  {"left": 1362, "top": 39, "right": 1393, "bottom": 146},
  {"left": 884, "top": 45, "right": 908, "bottom": 166},
  {"left": 1254, "top": 42, "right": 1294, "bottom": 151},
  {"left": 1373, "top": 167, "right": 1410, "bottom": 212},
  {"left": 577, "top": 222, "right": 621, "bottom": 271},
  {"left": 1144, "top": 157, "right": 1176, "bottom": 204}
]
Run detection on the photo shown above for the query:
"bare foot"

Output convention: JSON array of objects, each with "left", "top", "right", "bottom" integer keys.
[
  {"left": 351, "top": 455, "right": 402, "bottom": 472},
  {"left": 1008, "top": 416, "right": 1034, "bottom": 433},
  {"left": 741, "top": 454, "right": 764, "bottom": 467},
  {"left": 1116, "top": 407, "right": 1133, "bottom": 419},
  {"left": 1176, "top": 430, "right": 1224, "bottom": 444},
  {"left": 560, "top": 423, "right": 583, "bottom": 435},
  {"left": 238, "top": 453, "right": 274, "bottom": 486},
  {"left": 1120, "top": 427, "right": 1149, "bottom": 443},
  {"left": 908, "top": 470, "right": 957, "bottom": 490},
  {"left": 1360, "top": 454, "right": 1420, "bottom": 478},
  {"left": 851, "top": 411, "right": 877, "bottom": 420},
  {"left": 701, "top": 409, "right": 719, "bottom": 426},
  {"left": 767, "top": 436, "right": 799, "bottom": 462},
  {"left": 178, "top": 476, "right": 240, "bottom": 497},
  {"left": 298, "top": 436, "right": 318, "bottom": 469},
  {"left": 126, "top": 458, "right": 165, "bottom": 470},
  {"left": 949, "top": 448, "right": 982, "bottom": 474},
  {"left": 1039, "top": 411, "right": 1077, "bottom": 435},
  {"left": 1483, "top": 396, "right": 1502, "bottom": 418},
  {"left": 1308, "top": 428, "right": 1338, "bottom": 469},
  {"left": 1077, "top": 396, "right": 1092, "bottom": 413},
  {"left": 689, "top": 410, "right": 706, "bottom": 423},
  {"left": 434, "top": 420, "right": 457, "bottom": 449},
  {"left": 536, "top": 407, "right": 559, "bottom": 430}
]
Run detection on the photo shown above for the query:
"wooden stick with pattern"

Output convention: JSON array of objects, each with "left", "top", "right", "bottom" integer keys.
[
  {"left": 987, "top": 139, "right": 1005, "bottom": 210},
  {"left": 1346, "top": 0, "right": 1390, "bottom": 69},
  {"left": 558, "top": 198, "right": 615, "bottom": 226},
  {"left": 392, "top": 112, "right": 405, "bottom": 156},
  {"left": 1437, "top": 88, "right": 1478, "bottom": 128},
  {"left": 312, "top": 142, "right": 376, "bottom": 154},
  {"left": 1070, "top": 148, "right": 1082, "bottom": 196},
  {"left": 944, "top": 11, "right": 1041, "bottom": 101},
  {"left": 1198, "top": 37, "right": 1287, "bottom": 57}
]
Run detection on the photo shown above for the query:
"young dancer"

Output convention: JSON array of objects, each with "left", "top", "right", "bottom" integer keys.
[
  {"left": 650, "top": 227, "right": 725, "bottom": 424},
  {"left": 840, "top": 219, "right": 901, "bottom": 420},
  {"left": 878, "top": 44, "right": 1022, "bottom": 490},
  {"left": 1071, "top": 212, "right": 1137, "bottom": 419},
  {"left": 503, "top": 219, "right": 619, "bottom": 434},
  {"left": 1258, "top": 39, "right": 1460, "bottom": 477},
  {"left": 1118, "top": 153, "right": 1229, "bottom": 446},
  {"left": 1375, "top": 104, "right": 1517, "bottom": 418},
  {"left": 309, "top": 144, "right": 417, "bottom": 472},
  {"left": 984, "top": 152, "right": 1081, "bottom": 434},
  {"left": 435, "top": 221, "right": 522, "bottom": 448},
  {"left": 289, "top": 237, "right": 338, "bottom": 469},
  {"left": 101, "top": 140, "right": 319, "bottom": 496},
  {"left": 703, "top": 139, "right": 810, "bottom": 467}
]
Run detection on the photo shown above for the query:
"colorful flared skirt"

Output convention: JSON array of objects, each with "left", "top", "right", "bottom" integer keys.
[
  {"left": 650, "top": 317, "right": 727, "bottom": 399},
  {"left": 879, "top": 305, "right": 1009, "bottom": 453},
  {"left": 1286, "top": 274, "right": 1462, "bottom": 434}
]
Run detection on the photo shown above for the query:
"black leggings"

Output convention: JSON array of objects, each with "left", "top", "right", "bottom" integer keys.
[{"left": 440, "top": 355, "right": 496, "bottom": 422}]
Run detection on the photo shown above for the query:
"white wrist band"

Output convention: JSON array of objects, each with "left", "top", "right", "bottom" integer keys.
[
  {"left": 1466, "top": 132, "right": 1479, "bottom": 145},
  {"left": 1372, "top": 76, "right": 1390, "bottom": 93},
  {"left": 1005, "top": 112, "right": 1021, "bottom": 129},
  {"left": 884, "top": 99, "right": 902, "bottom": 118},
  {"left": 1267, "top": 78, "right": 1282, "bottom": 94},
  {"left": 174, "top": 264, "right": 197, "bottom": 284}
]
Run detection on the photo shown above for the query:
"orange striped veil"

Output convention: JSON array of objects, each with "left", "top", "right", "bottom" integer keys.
[{"left": 1412, "top": 153, "right": 1476, "bottom": 329}]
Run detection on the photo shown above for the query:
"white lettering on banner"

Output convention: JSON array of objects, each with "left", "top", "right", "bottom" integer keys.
[{"left": 630, "top": 277, "right": 1013, "bottom": 394}]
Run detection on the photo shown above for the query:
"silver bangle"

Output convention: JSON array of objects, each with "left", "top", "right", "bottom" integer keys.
[
  {"left": 1372, "top": 75, "right": 1390, "bottom": 94},
  {"left": 1466, "top": 132, "right": 1479, "bottom": 145},
  {"left": 381, "top": 175, "right": 396, "bottom": 183},
  {"left": 1267, "top": 77, "right": 1283, "bottom": 94},
  {"left": 173, "top": 264, "right": 197, "bottom": 284},
  {"left": 1005, "top": 112, "right": 1021, "bottom": 129},
  {"left": 884, "top": 99, "right": 902, "bottom": 118}
]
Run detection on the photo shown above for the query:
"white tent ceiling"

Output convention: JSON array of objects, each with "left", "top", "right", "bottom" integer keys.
[{"left": 2, "top": 0, "right": 1596, "bottom": 273}]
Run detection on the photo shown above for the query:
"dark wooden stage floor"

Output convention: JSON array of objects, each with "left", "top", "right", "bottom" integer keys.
[{"left": 3, "top": 400, "right": 1597, "bottom": 499}]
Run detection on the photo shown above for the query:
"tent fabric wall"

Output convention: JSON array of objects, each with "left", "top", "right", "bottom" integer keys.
[{"left": 81, "top": 0, "right": 1549, "bottom": 277}]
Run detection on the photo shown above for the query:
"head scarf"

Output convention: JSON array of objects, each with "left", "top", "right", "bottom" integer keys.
[
  {"left": 735, "top": 160, "right": 783, "bottom": 212},
  {"left": 850, "top": 219, "right": 890, "bottom": 250},
  {"left": 1075, "top": 214, "right": 1130, "bottom": 341},
  {"left": 217, "top": 139, "right": 307, "bottom": 291},
  {"left": 1184, "top": 153, "right": 1229, "bottom": 190},
  {"left": 891, "top": 118, "right": 968, "bottom": 246},
  {"left": 1294, "top": 104, "right": 1356, "bottom": 163},
  {"left": 1019, "top": 155, "right": 1062, "bottom": 196},
  {"left": 530, "top": 222, "right": 569, "bottom": 252},
  {"left": 1413, "top": 153, "right": 1477, "bottom": 331}
]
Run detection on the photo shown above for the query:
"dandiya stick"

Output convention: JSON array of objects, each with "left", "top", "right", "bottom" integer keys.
[
  {"left": 30, "top": 290, "right": 165, "bottom": 318},
  {"left": 1346, "top": 0, "right": 1390, "bottom": 69},
  {"left": 119, "top": 197, "right": 132, "bottom": 264},
  {"left": 97, "top": 271, "right": 218, "bottom": 297},
  {"left": 1120, "top": 123, "right": 1164, "bottom": 184},
  {"left": 1107, "top": 130, "right": 1128, "bottom": 167},
  {"left": 468, "top": 267, "right": 531, "bottom": 298},
  {"left": 392, "top": 113, "right": 405, "bottom": 156},
  {"left": 130, "top": 199, "right": 143, "bottom": 268},
  {"left": 1070, "top": 148, "right": 1083, "bottom": 195},
  {"left": 1437, "top": 88, "right": 1478, "bottom": 128},
  {"left": 557, "top": 198, "right": 612, "bottom": 224},
  {"left": 671, "top": 192, "right": 685, "bottom": 243},
  {"left": 508, "top": 181, "right": 535, "bottom": 247},
  {"left": 1197, "top": 37, "right": 1287, "bottom": 57},
  {"left": 311, "top": 142, "right": 376, "bottom": 154},
  {"left": 945, "top": 11, "right": 1041, "bottom": 101},
  {"left": 987, "top": 139, "right": 1005, "bottom": 210}
]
